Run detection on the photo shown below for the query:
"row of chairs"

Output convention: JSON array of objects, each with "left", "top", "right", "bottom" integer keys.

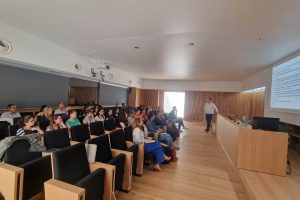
[{"left": 0, "top": 121, "right": 146, "bottom": 200}]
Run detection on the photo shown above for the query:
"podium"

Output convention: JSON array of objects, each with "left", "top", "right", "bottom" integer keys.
[{"left": 216, "top": 114, "right": 288, "bottom": 176}]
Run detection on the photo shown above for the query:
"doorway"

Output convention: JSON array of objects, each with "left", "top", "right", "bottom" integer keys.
[{"left": 163, "top": 92, "right": 185, "bottom": 118}]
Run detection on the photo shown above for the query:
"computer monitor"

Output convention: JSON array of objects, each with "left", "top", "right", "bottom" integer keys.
[{"left": 252, "top": 117, "right": 280, "bottom": 131}]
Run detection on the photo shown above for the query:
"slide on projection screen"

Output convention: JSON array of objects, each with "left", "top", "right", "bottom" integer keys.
[{"left": 271, "top": 55, "right": 300, "bottom": 111}]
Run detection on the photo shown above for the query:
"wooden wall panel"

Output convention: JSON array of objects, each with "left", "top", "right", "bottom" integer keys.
[
  {"left": 142, "top": 89, "right": 159, "bottom": 107},
  {"left": 184, "top": 91, "right": 265, "bottom": 122},
  {"left": 68, "top": 86, "right": 98, "bottom": 105}
]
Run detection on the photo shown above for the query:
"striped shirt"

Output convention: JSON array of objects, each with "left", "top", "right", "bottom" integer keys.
[{"left": 16, "top": 128, "right": 39, "bottom": 136}]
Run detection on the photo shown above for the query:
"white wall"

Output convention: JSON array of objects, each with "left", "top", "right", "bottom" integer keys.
[
  {"left": 0, "top": 22, "right": 141, "bottom": 88},
  {"left": 241, "top": 65, "right": 300, "bottom": 126},
  {"left": 142, "top": 80, "right": 241, "bottom": 92}
]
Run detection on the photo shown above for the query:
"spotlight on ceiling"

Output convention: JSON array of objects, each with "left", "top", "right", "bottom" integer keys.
[
  {"left": 188, "top": 42, "right": 195, "bottom": 46},
  {"left": 134, "top": 46, "right": 140, "bottom": 49}
]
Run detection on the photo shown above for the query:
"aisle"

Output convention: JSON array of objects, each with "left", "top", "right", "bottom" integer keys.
[{"left": 116, "top": 121, "right": 248, "bottom": 200}]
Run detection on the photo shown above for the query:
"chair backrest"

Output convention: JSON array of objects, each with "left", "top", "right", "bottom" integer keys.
[
  {"left": 70, "top": 124, "right": 91, "bottom": 142},
  {"left": 124, "top": 126, "right": 133, "bottom": 142},
  {"left": 109, "top": 129, "right": 127, "bottom": 150},
  {"left": 104, "top": 119, "right": 116, "bottom": 131},
  {"left": 52, "top": 143, "right": 91, "bottom": 184},
  {"left": 90, "top": 121, "right": 105, "bottom": 136},
  {"left": 13, "top": 117, "right": 22, "bottom": 125},
  {"left": 44, "top": 128, "right": 70, "bottom": 149},
  {"left": 3, "top": 139, "right": 42, "bottom": 166},
  {"left": 88, "top": 135, "right": 113, "bottom": 163},
  {"left": 9, "top": 125, "right": 20, "bottom": 136},
  {"left": 0, "top": 121, "right": 10, "bottom": 140}
]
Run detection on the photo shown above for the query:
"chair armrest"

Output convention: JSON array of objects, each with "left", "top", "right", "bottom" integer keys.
[
  {"left": 136, "top": 143, "right": 144, "bottom": 176},
  {"left": 44, "top": 179, "right": 85, "bottom": 200},
  {"left": 105, "top": 131, "right": 111, "bottom": 135},
  {"left": 90, "top": 135, "right": 98, "bottom": 139},
  {"left": 125, "top": 141, "right": 134, "bottom": 149},
  {"left": 89, "top": 162, "right": 116, "bottom": 200},
  {"left": 111, "top": 149, "right": 133, "bottom": 191},
  {"left": 70, "top": 141, "right": 79, "bottom": 146},
  {"left": 0, "top": 163, "right": 24, "bottom": 200},
  {"left": 42, "top": 152, "right": 52, "bottom": 157}
]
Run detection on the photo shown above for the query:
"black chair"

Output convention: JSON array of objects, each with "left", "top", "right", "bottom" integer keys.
[
  {"left": 13, "top": 117, "right": 22, "bottom": 125},
  {"left": 0, "top": 121, "right": 10, "bottom": 140},
  {"left": 3, "top": 139, "right": 52, "bottom": 200},
  {"left": 9, "top": 125, "right": 20, "bottom": 136},
  {"left": 104, "top": 119, "right": 116, "bottom": 131},
  {"left": 88, "top": 135, "right": 126, "bottom": 191},
  {"left": 70, "top": 124, "right": 91, "bottom": 142},
  {"left": 109, "top": 129, "right": 139, "bottom": 176},
  {"left": 51, "top": 143, "right": 105, "bottom": 200},
  {"left": 90, "top": 121, "right": 105, "bottom": 136},
  {"left": 44, "top": 128, "right": 71, "bottom": 150}
]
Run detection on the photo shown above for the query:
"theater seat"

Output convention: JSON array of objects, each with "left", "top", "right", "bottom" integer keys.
[
  {"left": 104, "top": 119, "right": 116, "bottom": 132},
  {"left": 90, "top": 121, "right": 105, "bottom": 136},
  {"left": 1, "top": 139, "right": 52, "bottom": 200},
  {"left": 50, "top": 143, "right": 106, "bottom": 200},
  {"left": 88, "top": 135, "right": 133, "bottom": 192},
  {"left": 44, "top": 128, "right": 71, "bottom": 150}
]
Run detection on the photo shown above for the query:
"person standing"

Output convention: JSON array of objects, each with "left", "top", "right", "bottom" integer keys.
[{"left": 204, "top": 97, "right": 218, "bottom": 132}]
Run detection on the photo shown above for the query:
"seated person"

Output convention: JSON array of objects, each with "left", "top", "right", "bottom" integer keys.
[
  {"left": 114, "top": 107, "right": 120, "bottom": 118},
  {"left": 154, "top": 110, "right": 167, "bottom": 127},
  {"left": 54, "top": 102, "right": 66, "bottom": 115},
  {"left": 95, "top": 109, "right": 105, "bottom": 122},
  {"left": 166, "top": 121, "right": 180, "bottom": 140},
  {"left": 0, "top": 104, "right": 21, "bottom": 119},
  {"left": 35, "top": 106, "right": 52, "bottom": 131},
  {"left": 127, "top": 110, "right": 135, "bottom": 126},
  {"left": 46, "top": 115, "right": 66, "bottom": 131},
  {"left": 16, "top": 115, "right": 44, "bottom": 136},
  {"left": 141, "top": 108, "right": 148, "bottom": 122},
  {"left": 169, "top": 106, "right": 185, "bottom": 131},
  {"left": 65, "top": 110, "right": 81, "bottom": 128},
  {"left": 134, "top": 109, "right": 142, "bottom": 119},
  {"left": 82, "top": 110, "right": 95, "bottom": 124},
  {"left": 132, "top": 118, "right": 171, "bottom": 172},
  {"left": 146, "top": 112, "right": 173, "bottom": 147},
  {"left": 106, "top": 109, "right": 114, "bottom": 119}
]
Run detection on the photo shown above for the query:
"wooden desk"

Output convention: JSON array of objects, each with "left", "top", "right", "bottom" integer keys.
[{"left": 216, "top": 114, "right": 288, "bottom": 176}]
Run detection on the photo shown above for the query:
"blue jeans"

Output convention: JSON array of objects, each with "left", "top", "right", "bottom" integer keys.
[
  {"left": 144, "top": 141, "right": 165, "bottom": 164},
  {"left": 158, "top": 134, "right": 173, "bottom": 146}
]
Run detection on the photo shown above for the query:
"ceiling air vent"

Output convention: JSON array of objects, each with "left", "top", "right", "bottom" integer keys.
[{"left": 0, "top": 38, "right": 12, "bottom": 54}]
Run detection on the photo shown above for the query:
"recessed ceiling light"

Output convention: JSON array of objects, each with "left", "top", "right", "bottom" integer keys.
[
  {"left": 134, "top": 46, "right": 140, "bottom": 49},
  {"left": 188, "top": 42, "right": 195, "bottom": 46},
  {"left": 258, "top": 37, "right": 265, "bottom": 42}
]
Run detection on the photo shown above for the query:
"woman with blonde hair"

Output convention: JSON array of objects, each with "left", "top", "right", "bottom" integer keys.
[{"left": 35, "top": 106, "right": 53, "bottom": 131}]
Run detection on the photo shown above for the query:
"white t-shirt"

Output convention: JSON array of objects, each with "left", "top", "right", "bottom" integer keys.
[{"left": 204, "top": 102, "right": 218, "bottom": 114}]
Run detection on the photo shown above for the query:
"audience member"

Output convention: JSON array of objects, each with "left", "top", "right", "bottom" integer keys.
[
  {"left": 83, "top": 110, "right": 95, "bottom": 124},
  {"left": 35, "top": 106, "right": 52, "bottom": 131},
  {"left": 127, "top": 110, "right": 135, "bottom": 126},
  {"left": 46, "top": 115, "right": 66, "bottom": 131},
  {"left": 146, "top": 112, "right": 173, "bottom": 146},
  {"left": 65, "top": 110, "right": 81, "bottom": 128},
  {"left": 95, "top": 109, "right": 105, "bottom": 122},
  {"left": 54, "top": 102, "right": 66, "bottom": 115},
  {"left": 0, "top": 104, "right": 21, "bottom": 119},
  {"left": 132, "top": 118, "right": 171, "bottom": 172},
  {"left": 169, "top": 106, "right": 185, "bottom": 131},
  {"left": 16, "top": 115, "right": 44, "bottom": 136}
]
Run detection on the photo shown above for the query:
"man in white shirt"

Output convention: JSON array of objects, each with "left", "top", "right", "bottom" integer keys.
[
  {"left": 54, "top": 102, "right": 66, "bottom": 115},
  {"left": 0, "top": 104, "right": 21, "bottom": 120},
  {"left": 204, "top": 97, "right": 218, "bottom": 132}
]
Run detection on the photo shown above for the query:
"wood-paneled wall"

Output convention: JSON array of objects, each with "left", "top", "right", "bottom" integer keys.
[
  {"left": 128, "top": 88, "right": 264, "bottom": 121},
  {"left": 69, "top": 86, "right": 98, "bottom": 105},
  {"left": 184, "top": 91, "right": 264, "bottom": 121}
]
